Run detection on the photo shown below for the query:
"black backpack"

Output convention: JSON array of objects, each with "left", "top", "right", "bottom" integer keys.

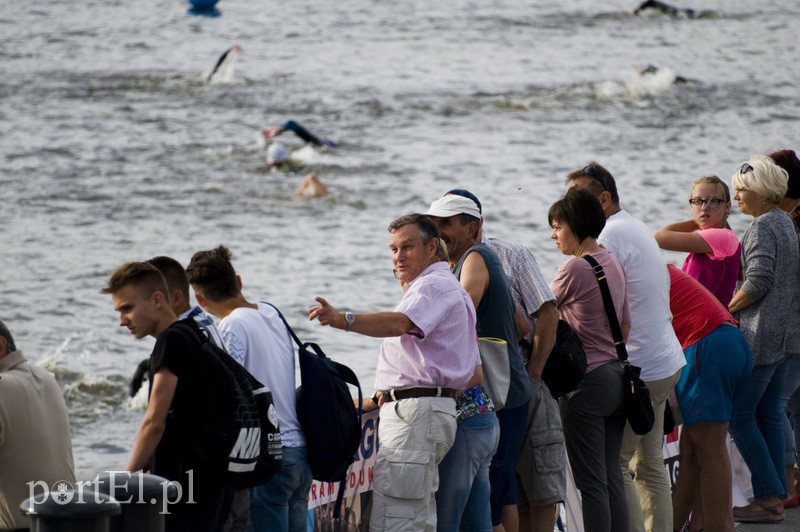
[
  {"left": 172, "top": 321, "right": 283, "bottom": 489},
  {"left": 266, "top": 304, "right": 362, "bottom": 482}
]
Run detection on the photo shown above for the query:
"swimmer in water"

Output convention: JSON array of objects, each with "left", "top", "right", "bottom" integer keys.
[
  {"left": 635, "top": 64, "right": 696, "bottom": 84},
  {"left": 295, "top": 173, "right": 329, "bottom": 198},
  {"left": 262, "top": 120, "right": 337, "bottom": 149},
  {"left": 207, "top": 44, "right": 242, "bottom": 83},
  {"left": 633, "top": 0, "right": 696, "bottom": 18},
  {"left": 265, "top": 144, "right": 329, "bottom": 198}
]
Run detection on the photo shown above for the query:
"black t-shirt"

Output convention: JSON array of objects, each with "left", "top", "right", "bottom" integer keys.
[{"left": 148, "top": 318, "right": 209, "bottom": 487}]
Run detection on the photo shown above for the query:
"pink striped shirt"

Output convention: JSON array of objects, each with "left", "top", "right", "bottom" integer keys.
[{"left": 375, "top": 261, "right": 479, "bottom": 391}]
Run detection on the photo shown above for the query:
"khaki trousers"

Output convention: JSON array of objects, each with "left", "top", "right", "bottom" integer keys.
[
  {"left": 370, "top": 397, "right": 457, "bottom": 532},
  {"left": 620, "top": 369, "right": 681, "bottom": 532}
]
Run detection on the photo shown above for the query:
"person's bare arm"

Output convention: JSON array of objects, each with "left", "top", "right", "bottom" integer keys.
[
  {"left": 514, "top": 308, "right": 530, "bottom": 340},
  {"left": 527, "top": 301, "right": 558, "bottom": 381},
  {"left": 127, "top": 368, "right": 177, "bottom": 472},
  {"left": 728, "top": 289, "right": 756, "bottom": 314},
  {"left": 622, "top": 323, "right": 631, "bottom": 344},
  {"left": 459, "top": 251, "right": 490, "bottom": 310},
  {"left": 309, "top": 297, "right": 414, "bottom": 337},
  {"left": 654, "top": 220, "right": 712, "bottom": 253}
]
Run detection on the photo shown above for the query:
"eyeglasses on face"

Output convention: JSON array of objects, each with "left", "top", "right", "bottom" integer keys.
[
  {"left": 689, "top": 197, "right": 725, "bottom": 209},
  {"left": 582, "top": 165, "right": 607, "bottom": 191}
]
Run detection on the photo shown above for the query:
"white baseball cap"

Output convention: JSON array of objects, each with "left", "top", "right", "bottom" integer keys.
[{"left": 425, "top": 194, "right": 482, "bottom": 219}]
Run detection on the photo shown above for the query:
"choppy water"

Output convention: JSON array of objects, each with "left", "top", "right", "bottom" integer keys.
[{"left": 1, "top": 0, "right": 798, "bottom": 479}]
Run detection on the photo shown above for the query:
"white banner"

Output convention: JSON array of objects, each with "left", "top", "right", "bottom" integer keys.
[
  {"left": 307, "top": 410, "right": 380, "bottom": 510},
  {"left": 307, "top": 416, "right": 755, "bottom": 530}
]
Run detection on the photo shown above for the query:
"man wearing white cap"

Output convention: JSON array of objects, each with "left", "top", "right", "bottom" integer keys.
[
  {"left": 442, "top": 189, "right": 565, "bottom": 532},
  {"left": 426, "top": 195, "right": 533, "bottom": 532}
]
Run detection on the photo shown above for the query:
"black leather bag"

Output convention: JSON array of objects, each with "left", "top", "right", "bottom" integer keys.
[
  {"left": 583, "top": 255, "right": 654, "bottom": 436},
  {"left": 621, "top": 360, "right": 655, "bottom": 436},
  {"left": 542, "top": 319, "right": 587, "bottom": 399}
]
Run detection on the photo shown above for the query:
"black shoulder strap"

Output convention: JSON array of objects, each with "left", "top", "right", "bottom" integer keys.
[
  {"left": 582, "top": 255, "right": 628, "bottom": 362},
  {"left": 262, "top": 302, "right": 362, "bottom": 392},
  {"left": 263, "top": 302, "right": 362, "bottom": 519},
  {"left": 264, "top": 302, "right": 304, "bottom": 349},
  {"left": 171, "top": 320, "right": 205, "bottom": 347}
]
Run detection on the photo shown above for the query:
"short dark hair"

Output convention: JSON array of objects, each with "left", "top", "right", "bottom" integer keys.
[
  {"left": 565, "top": 161, "right": 620, "bottom": 204},
  {"left": 186, "top": 245, "right": 240, "bottom": 303},
  {"left": 0, "top": 319, "right": 17, "bottom": 353},
  {"left": 147, "top": 256, "right": 190, "bottom": 297},
  {"left": 548, "top": 188, "right": 606, "bottom": 241},
  {"left": 769, "top": 149, "right": 800, "bottom": 200},
  {"left": 388, "top": 213, "right": 447, "bottom": 262},
  {"left": 456, "top": 213, "right": 480, "bottom": 227},
  {"left": 100, "top": 262, "right": 169, "bottom": 297}
]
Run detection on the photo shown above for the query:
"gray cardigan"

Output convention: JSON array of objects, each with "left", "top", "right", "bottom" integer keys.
[{"left": 734, "top": 208, "right": 800, "bottom": 365}]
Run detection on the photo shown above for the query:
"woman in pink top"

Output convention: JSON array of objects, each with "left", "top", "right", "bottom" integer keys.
[
  {"left": 655, "top": 175, "right": 741, "bottom": 306},
  {"left": 549, "top": 188, "right": 631, "bottom": 532}
]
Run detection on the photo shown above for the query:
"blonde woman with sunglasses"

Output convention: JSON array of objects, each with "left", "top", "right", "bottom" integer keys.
[{"left": 726, "top": 156, "right": 800, "bottom": 523}]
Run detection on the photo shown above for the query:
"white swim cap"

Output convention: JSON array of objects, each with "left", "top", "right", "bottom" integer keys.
[{"left": 267, "top": 142, "right": 290, "bottom": 165}]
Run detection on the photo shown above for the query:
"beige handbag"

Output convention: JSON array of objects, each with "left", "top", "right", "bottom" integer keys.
[{"left": 478, "top": 337, "right": 511, "bottom": 410}]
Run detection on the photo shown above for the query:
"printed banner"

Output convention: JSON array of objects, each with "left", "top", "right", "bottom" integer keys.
[
  {"left": 308, "top": 410, "right": 380, "bottom": 509},
  {"left": 308, "top": 414, "right": 754, "bottom": 531}
]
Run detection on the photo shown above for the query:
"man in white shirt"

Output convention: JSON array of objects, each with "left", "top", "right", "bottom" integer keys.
[
  {"left": 566, "top": 163, "right": 685, "bottom": 532},
  {"left": 187, "top": 246, "right": 311, "bottom": 532}
]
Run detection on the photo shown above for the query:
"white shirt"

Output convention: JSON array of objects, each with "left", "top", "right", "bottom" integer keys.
[
  {"left": 219, "top": 302, "right": 304, "bottom": 446},
  {"left": 598, "top": 210, "right": 685, "bottom": 381}
]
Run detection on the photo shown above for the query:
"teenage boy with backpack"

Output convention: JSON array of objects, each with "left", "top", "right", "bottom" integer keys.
[
  {"left": 187, "top": 245, "right": 312, "bottom": 532},
  {"left": 102, "top": 261, "right": 233, "bottom": 531}
]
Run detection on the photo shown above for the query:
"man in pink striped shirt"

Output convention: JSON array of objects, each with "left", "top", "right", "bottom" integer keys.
[{"left": 309, "top": 213, "right": 478, "bottom": 531}]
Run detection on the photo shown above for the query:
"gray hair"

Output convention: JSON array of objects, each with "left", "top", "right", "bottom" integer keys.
[
  {"left": 388, "top": 213, "right": 447, "bottom": 262},
  {"left": 0, "top": 319, "right": 17, "bottom": 353},
  {"left": 732, "top": 155, "right": 789, "bottom": 204}
]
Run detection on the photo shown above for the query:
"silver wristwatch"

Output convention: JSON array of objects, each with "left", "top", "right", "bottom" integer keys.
[{"left": 344, "top": 312, "right": 355, "bottom": 332}]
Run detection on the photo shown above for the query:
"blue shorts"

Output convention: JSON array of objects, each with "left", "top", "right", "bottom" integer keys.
[{"left": 675, "top": 324, "right": 752, "bottom": 425}]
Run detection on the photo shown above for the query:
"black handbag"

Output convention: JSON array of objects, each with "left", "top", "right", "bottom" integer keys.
[
  {"left": 542, "top": 319, "right": 587, "bottom": 399},
  {"left": 583, "top": 255, "right": 655, "bottom": 436}
]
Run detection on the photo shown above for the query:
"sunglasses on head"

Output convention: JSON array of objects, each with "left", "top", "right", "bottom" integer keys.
[
  {"left": 583, "top": 165, "right": 607, "bottom": 191},
  {"left": 740, "top": 162, "right": 754, "bottom": 174}
]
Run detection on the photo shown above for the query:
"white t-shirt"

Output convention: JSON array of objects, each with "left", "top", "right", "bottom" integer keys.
[
  {"left": 219, "top": 302, "right": 304, "bottom": 446},
  {"left": 598, "top": 210, "right": 685, "bottom": 381}
]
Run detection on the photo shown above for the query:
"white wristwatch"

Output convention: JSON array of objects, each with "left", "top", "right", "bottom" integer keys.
[{"left": 344, "top": 312, "right": 356, "bottom": 332}]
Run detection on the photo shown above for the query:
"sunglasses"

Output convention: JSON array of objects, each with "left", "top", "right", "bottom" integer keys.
[
  {"left": 583, "top": 165, "right": 607, "bottom": 191},
  {"left": 740, "top": 162, "right": 754, "bottom": 174}
]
